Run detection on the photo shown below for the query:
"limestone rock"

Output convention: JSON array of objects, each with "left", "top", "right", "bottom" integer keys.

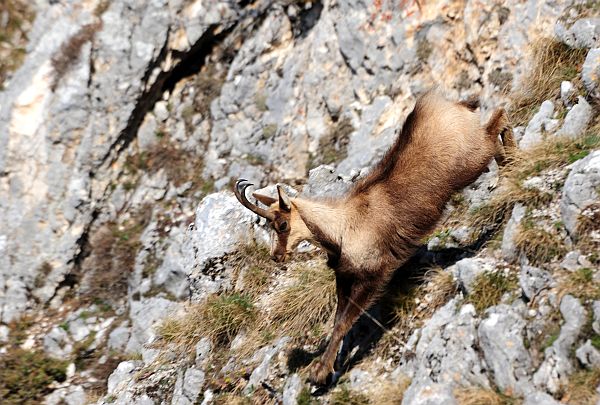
[
  {"left": 555, "top": 17, "right": 600, "bottom": 49},
  {"left": 171, "top": 367, "right": 205, "bottom": 405},
  {"left": 520, "top": 101, "right": 556, "bottom": 149},
  {"left": 583, "top": 48, "right": 600, "bottom": 102},
  {"left": 560, "top": 151, "right": 600, "bottom": 236},
  {"left": 478, "top": 305, "right": 533, "bottom": 395},
  {"left": 520, "top": 265, "right": 552, "bottom": 301},
  {"left": 533, "top": 295, "right": 586, "bottom": 393},
  {"left": 555, "top": 96, "right": 592, "bottom": 139},
  {"left": 282, "top": 374, "right": 303, "bottom": 405},
  {"left": 576, "top": 340, "right": 600, "bottom": 368},
  {"left": 501, "top": 203, "right": 526, "bottom": 262}
]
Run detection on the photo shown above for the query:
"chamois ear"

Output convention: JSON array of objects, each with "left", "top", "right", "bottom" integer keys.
[
  {"left": 252, "top": 192, "right": 277, "bottom": 207},
  {"left": 277, "top": 185, "right": 291, "bottom": 212}
]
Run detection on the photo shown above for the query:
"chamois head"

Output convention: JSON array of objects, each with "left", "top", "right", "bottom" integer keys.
[{"left": 234, "top": 179, "right": 311, "bottom": 263}]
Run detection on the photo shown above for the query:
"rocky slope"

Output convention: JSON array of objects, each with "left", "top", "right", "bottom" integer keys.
[{"left": 0, "top": 0, "right": 599, "bottom": 404}]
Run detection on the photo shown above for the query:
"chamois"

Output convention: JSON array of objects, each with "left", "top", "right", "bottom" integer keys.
[{"left": 234, "top": 91, "right": 515, "bottom": 385}]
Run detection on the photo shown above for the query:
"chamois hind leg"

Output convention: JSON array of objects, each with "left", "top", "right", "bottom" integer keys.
[
  {"left": 486, "top": 108, "right": 515, "bottom": 167},
  {"left": 309, "top": 278, "right": 380, "bottom": 385}
]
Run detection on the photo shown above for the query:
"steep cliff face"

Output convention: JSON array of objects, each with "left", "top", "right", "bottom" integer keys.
[{"left": 0, "top": 0, "right": 599, "bottom": 404}]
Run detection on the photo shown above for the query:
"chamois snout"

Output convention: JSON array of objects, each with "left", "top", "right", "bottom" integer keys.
[{"left": 271, "top": 253, "right": 286, "bottom": 263}]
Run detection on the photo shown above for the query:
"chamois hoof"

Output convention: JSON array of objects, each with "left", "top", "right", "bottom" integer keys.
[{"left": 309, "top": 360, "right": 333, "bottom": 386}]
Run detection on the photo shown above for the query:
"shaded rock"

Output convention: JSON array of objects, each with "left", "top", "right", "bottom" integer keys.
[
  {"left": 560, "top": 251, "right": 582, "bottom": 272},
  {"left": 171, "top": 367, "right": 205, "bottom": 405},
  {"left": 244, "top": 337, "right": 289, "bottom": 394},
  {"left": 404, "top": 300, "right": 489, "bottom": 398},
  {"left": 533, "top": 295, "right": 586, "bottom": 393},
  {"left": 125, "top": 297, "right": 178, "bottom": 354},
  {"left": 520, "top": 265, "right": 552, "bottom": 301},
  {"left": 43, "top": 326, "right": 72, "bottom": 359},
  {"left": 0, "top": 324, "right": 9, "bottom": 343},
  {"left": 195, "top": 337, "right": 212, "bottom": 368},
  {"left": 45, "top": 385, "right": 87, "bottom": 405},
  {"left": 501, "top": 203, "right": 526, "bottom": 263},
  {"left": 401, "top": 381, "right": 457, "bottom": 405},
  {"left": 184, "top": 192, "right": 269, "bottom": 300},
  {"left": 522, "top": 391, "right": 561, "bottom": 405},
  {"left": 520, "top": 100, "right": 556, "bottom": 149},
  {"left": 576, "top": 340, "right": 600, "bottom": 368},
  {"left": 555, "top": 17, "right": 600, "bottom": 49},
  {"left": 108, "top": 321, "right": 130, "bottom": 352},
  {"left": 583, "top": 48, "right": 600, "bottom": 102},
  {"left": 560, "top": 151, "right": 600, "bottom": 236},
  {"left": 282, "top": 373, "right": 303, "bottom": 405},
  {"left": 302, "top": 165, "right": 358, "bottom": 198},
  {"left": 478, "top": 305, "right": 533, "bottom": 395},
  {"left": 107, "top": 361, "right": 142, "bottom": 395},
  {"left": 454, "top": 258, "right": 494, "bottom": 294},
  {"left": 555, "top": 96, "right": 592, "bottom": 139},
  {"left": 337, "top": 96, "right": 396, "bottom": 173},
  {"left": 594, "top": 301, "right": 600, "bottom": 335}
]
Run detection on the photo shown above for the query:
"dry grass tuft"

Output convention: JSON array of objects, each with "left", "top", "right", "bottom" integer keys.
[
  {"left": 391, "top": 268, "right": 458, "bottom": 331},
  {"left": 330, "top": 385, "right": 370, "bottom": 405},
  {"left": 158, "top": 292, "right": 256, "bottom": 352},
  {"left": 262, "top": 260, "right": 336, "bottom": 339},
  {"left": 371, "top": 375, "right": 412, "bottom": 405},
  {"left": 230, "top": 243, "right": 278, "bottom": 299},
  {"left": 509, "top": 38, "right": 587, "bottom": 126},
  {"left": 454, "top": 387, "right": 519, "bottom": 405},
  {"left": 125, "top": 135, "right": 213, "bottom": 194},
  {"left": 0, "top": 0, "right": 34, "bottom": 88},
  {"left": 79, "top": 208, "right": 152, "bottom": 305},
  {"left": 514, "top": 217, "right": 566, "bottom": 265},
  {"left": 466, "top": 271, "right": 517, "bottom": 313},
  {"left": 575, "top": 202, "right": 600, "bottom": 258},
  {"left": 558, "top": 268, "right": 600, "bottom": 301},
  {"left": 465, "top": 130, "right": 600, "bottom": 238},
  {"left": 560, "top": 368, "right": 600, "bottom": 405}
]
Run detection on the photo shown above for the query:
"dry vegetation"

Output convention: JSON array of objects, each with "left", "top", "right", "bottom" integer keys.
[
  {"left": 0, "top": 0, "right": 34, "bottom": 88},
  {"left": 513, "top": 216, "right": 566, "bottom": 265},
  {"left": 308, "top": 116, "right": 355, "bottom": 168},
  {"left": 0, "top": 348, "right": 68, "bottom": 404},
  {"left": 262, "top": 260, "right": 336, "bottom": 339},
  {"left": 465, "top": 127, "right": 600, "bottom": 238},
  {"left": 125, "top": 134, "right": 213, "bottom": 194},
  {"left": 560, "top": 368, "right": 600, "bottom": 405},
  {"left": 389, "top": 268, "right": 457, "bottom": 332},
  {"left": 558, "top": 267, "right": 600, "bottom": 302},
  {"left": 158, "top": 292, "right": 256, "bottom": 353},
  {"left": 79, "top": 208, "right": 152, "bottom": 305},
  {"left": 330, "top": 385, "right": 370, "bottom": 405},
  {"left": 51, "top": 22, "right": 102, "bottom": 90},
  {"left": 369, "top": 376, "right": 412, "bottom": 405},
  {"left": 509, "top": 38, "right": 587, "bottom": 126},
  {"left": 454, "top": 387, "right": 519, "bottom": 405}
]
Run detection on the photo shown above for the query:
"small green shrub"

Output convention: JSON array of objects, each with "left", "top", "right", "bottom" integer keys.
[
  {"left": 0, "top": 349, "right": 68, "bottom": 404},
  {"left": 330, "top": 385, "right": 370, "bottom": 405}
]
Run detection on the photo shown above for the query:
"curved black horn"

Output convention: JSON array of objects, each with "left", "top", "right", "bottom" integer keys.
[{"left": 234, "top": 179, "right": 275, "bottom": 221}]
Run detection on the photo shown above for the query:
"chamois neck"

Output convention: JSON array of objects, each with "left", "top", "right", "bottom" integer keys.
[{"left": 291, "top": 198, "right": 346, "bottom": 251}]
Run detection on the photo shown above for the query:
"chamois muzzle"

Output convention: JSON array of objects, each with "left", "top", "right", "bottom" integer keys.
[{"left": 234, "top": 179, "right": 275, "bottom": 221}]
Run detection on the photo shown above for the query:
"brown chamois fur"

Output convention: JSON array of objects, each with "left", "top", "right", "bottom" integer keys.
[{"left": 234, "top": 90, "right": 515, "bottom": 385}]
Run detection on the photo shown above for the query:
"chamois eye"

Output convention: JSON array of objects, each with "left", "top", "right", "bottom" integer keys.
[{"left": 279, "top": 221, "right": 288, "bottom": 232}]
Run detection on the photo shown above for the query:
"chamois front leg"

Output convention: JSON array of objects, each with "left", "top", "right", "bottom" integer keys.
[{"left": 309, "top": 277, "right": 379, "bottom": 385}]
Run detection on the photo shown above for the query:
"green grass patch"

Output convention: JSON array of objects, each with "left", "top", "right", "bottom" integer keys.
[
  {"left": 0, "top": 349, "right": 68, "bottom": 404},
  {"left": 467, "top": 271, "right": 517, "bottom": 313}
]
